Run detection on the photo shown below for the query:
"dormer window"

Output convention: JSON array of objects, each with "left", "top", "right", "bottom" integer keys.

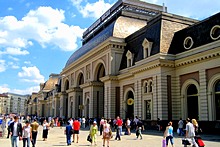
[
  {"left": 126, "top": 50, "right": 133, "bottom": 67},
  {"left": 142, "top": 38, "right": 153, "bottom": 58}
]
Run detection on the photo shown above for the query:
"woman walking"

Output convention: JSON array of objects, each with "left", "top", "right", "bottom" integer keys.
[
  {"left": 90, "top": 121, "right": 98, "bottom": 145},
  {"left": 42, "top": 120, "right": 49, "bottom": 141},
  {"left": 165, "top": 121, "right": 174, "bottom": 147},
  {"left": 22, "top": 120, "right": 32, "bottom": 147},
  {"left": 103, "top": 119, "right": 111, "bottom": 147}
]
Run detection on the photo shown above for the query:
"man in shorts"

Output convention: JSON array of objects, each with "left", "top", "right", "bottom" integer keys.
[{"left": 72, "top": 118, "right": 81, "bottom": 143}]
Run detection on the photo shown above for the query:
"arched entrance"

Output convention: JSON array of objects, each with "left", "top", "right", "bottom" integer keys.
[
  {"left": 94, "top": 63, "right": 105, "bottom": 118},
  {"left": 76, "top": 72, "right": 84, "bottom": 117},
  {"left": 214, "top": 80, "right": 220, "bottom": 120},
  {"left": 126, "top": 91, "right": 134, "bottom": 119},
  {"left": 187, "top": 84, "right": 198, "bottom": 119}
]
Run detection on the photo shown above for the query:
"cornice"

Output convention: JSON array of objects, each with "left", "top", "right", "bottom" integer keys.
[
  {"left": 80, "top": 81, "right": 104, "bottom": 88},
  {"left": 175, "top": 46, "right": 220, "bottom": 67},
  {"left": 100, "top": 75, "right": 118, "bottom": 82}
]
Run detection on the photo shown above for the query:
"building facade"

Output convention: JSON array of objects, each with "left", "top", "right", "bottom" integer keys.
[
  {"left": 0, "top": 94, "right": 8, "bottom": 114},
  {"left": 27, "top": 0, "right": 220, "bottom": 133},
  {"left": 1, "top": 93, "right": 29, "bottom": 115}
]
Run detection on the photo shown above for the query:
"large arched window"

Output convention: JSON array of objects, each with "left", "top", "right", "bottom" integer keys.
[
  {"left": 187, "top": 84, "right": 198, "bottom": 119},
  {"left": 215, "top": 80, "right": 220, "bottom": 120}
]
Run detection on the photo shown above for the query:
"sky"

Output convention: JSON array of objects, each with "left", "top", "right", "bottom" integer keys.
[{"left": 0, "top": 0, "right": 220, "bottom": 95}]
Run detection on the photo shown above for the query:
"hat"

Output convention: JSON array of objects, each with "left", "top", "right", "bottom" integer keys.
[{"left": 93, "top": 121, "right": 97, "bottom": 124}]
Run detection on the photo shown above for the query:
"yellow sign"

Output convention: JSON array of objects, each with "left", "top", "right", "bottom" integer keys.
[{"left": 127, "top": 98, "right": 134, "bottom": 105}]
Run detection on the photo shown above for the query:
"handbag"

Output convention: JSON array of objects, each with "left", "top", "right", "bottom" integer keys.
[
  {"left": 136, "top": 130, "right": 140, "bottom": 136},
  {"left": 109, "top": 128, "right": 113, "bottom": 138},
  {"left": 182, "top": 138, "right": 191, "bottom": 145},
  {"left": 87, "top": 134, "right": 92, "bottom": 143},
  {"left": 162, "top": 138, "right": 166, "bottom": 147}
]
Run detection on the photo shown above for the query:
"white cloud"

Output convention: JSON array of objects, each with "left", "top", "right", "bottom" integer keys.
[
  {"left": 18, "top": 66, "right": 45, "bottom": 83},
  {"left": 0, "top": 60, "right": 6, "bottom": 72},
  {"left": 0, "top": 47, "right": 29, "bottom": 55},
  {"left": 0, "top": 6, "right": 85, "bottom": 52},
  {"left": 8, "top": 56, "right": 19, "bottom": 61},
  {"left": 8, "top": 7, "right": 13, "bottom": 11},
  {"left": 24, "top": 61, "right": 32, "bottom": 65},
  {"left": 0, "top": 84, "right": 39, "bottom": 95},
  {"left": 71, "top": 0, "right": 113, "bottom": 19},
  {"left": 11, "top": 86, "right": 40, "bottom": 95},
  {"left": 0, "top": 84, "right": 10, "bottom": 93}
]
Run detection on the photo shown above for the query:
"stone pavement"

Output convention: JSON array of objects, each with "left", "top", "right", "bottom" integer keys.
[{"left": 0, "top": 126, "right": 220, "bottom": 147}]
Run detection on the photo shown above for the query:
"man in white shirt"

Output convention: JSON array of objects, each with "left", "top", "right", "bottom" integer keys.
[
  {"left": 185, "top": 118, "right": 198, "bottom": 147},
  {"left": 9, "top": 116, "right": 22, "bottom": 147}
]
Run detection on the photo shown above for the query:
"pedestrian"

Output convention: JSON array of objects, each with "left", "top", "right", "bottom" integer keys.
[
  {"left": 65, "top": 121, "right": 72, "bottom": 146},
  {"left": 30, "top": 119, "right": 39, "bottom": 147},
  {"left": 192, "top": 119, "right": 200, "bottom": 135},
  {"left": 9, "top": 116, "right": 22, "bottom": 147},
  {"left": 185, "top": 118, "right": 198, "bottom": 147},
  {"left": 1, "top": 116, "right": 7, "bottom": 137},
  {"left": 72, "top": 118, "right": 80, "bottom": 143},
  {"left": 116, "top": 116, "right": 123, "bottom": 136},
  {"left": 126, "top": 118, "right": 131, "bottom": 135},
  {"left": 59, "top": 118, "right": 63, "bottom": 129},
  {"left": 165, "top": 121, "right": 174, "bottom": 147},
  {"left": 133, "top": 116, "right": 139, "bottom": 130},
  {"left": 136, "top": 119, "right": 144, "bottom": 139},
  {"left": 7, "top": 117, "right": 13, "bottom": 138},
  {"left": 82, "top": 116, "right": 86, "bottom": 129},
  {"left": 178, "top": 118, "right": 184, "bottom": 136},
  {"left": 90, "top": 121, "right": 98, "bottom": 145},
  {"left": 103, "top": 119, "right": 111, "bottom": 147},
  {"left": 22, "top": 120, "right": 32, "bottom": 147},
  {"left": 42, "top": 120, "right": 49, "bottom": 141},
  {"left": 100, "top": 117, "right": 104, "bottom": 136}
]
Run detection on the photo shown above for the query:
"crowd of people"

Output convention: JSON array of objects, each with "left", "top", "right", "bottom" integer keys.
[
  {"left": 0, "top": 115, "right": 205, "bottom": 147},
  {"left": 163, "top": 118, "right": 203, "bottom": 147}
]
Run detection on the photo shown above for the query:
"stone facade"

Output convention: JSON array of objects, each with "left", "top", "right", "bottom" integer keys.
[{"left": 27, "top": 0, "right": 220, "bottom": 133}]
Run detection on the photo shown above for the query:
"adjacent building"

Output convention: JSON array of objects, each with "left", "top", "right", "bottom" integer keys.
[{"left": 0, "top": 94, "right": 8, "bottom": 114}]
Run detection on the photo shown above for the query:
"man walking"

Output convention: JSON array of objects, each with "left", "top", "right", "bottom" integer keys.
[
  {"left": 9, "top": 116, "right": 22, "bottom": 147},
  {"left": 116, "top": 116, "right": 123, "bottom": 136},
  {"left": 30, "top": 119, "right": 39, "bottom": 147},
  {"left": 185, "top": 118, "right": 198, "bottom": 147},
  {"left": 72, "top": 118, "right": 80, "bottom": 143}
]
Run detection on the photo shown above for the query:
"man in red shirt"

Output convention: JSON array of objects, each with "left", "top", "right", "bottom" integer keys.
[
  {"left": 115, "top": 116, "right": 123, "bottom": 140},
  {"left": 72, "top": 118, "right": 81, "bottom": 143}
]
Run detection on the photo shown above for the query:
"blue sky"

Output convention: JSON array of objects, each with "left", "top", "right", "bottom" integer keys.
[{"left": 0, "top": 0, "right": 220, "bottom": 95}]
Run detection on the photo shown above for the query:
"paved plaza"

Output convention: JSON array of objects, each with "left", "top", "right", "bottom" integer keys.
[{"left": 1, "top": 126, "right": 220, "bottom": 147}]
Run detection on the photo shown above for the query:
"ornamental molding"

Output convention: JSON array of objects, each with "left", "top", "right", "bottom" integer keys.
[
  {"left": 175, "top": 50, "right": 220, "bottom": 67},
  {"left": 100, "top": 75, "right": 118, "bottom": 82}
]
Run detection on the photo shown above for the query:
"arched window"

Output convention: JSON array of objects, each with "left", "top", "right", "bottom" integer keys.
[
  {"left": 187, "top": 84, "right": 198, "bottom": 119},
  {"left": 149, "top": 81, "right": 153, "bottom": 93},
  {"left": 144, "top": 82, "right": 148, "bottom": 93},
  {"left": 215, "top": 80, "right": 220, "bottom": 120}
]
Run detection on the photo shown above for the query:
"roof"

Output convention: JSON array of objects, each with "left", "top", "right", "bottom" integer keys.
[
  {"left": 64, "top": 0, "right": 165, "bottom": 68},
  {"left": 168, "top": 12, "right": 220, "bottom": 54}
]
